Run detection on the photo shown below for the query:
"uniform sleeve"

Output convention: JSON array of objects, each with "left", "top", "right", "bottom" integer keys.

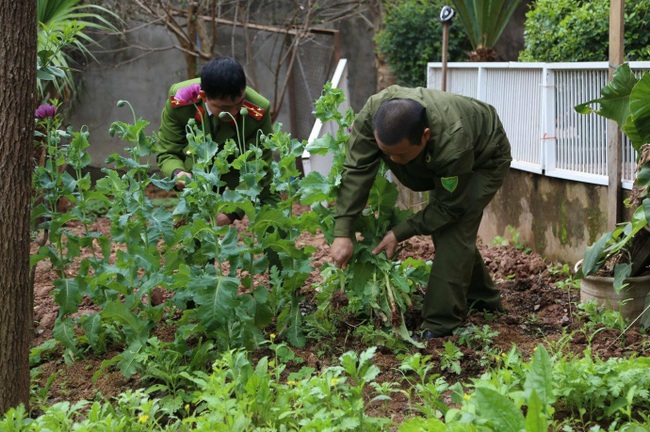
[
  {"left": 333, "top": 105, "right": 382, "bottom": 238},
  {"left": 157, "top": 98, "right": 190, "bottom": 178}
]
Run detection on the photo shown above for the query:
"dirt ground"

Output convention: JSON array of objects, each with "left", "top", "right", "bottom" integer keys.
[{"left": 30, "top": 202, "right": 650, "bottom": 423}]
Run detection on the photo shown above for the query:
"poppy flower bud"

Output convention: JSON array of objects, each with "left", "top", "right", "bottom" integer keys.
[{"left": 35, "top": 104, "right": 56, "bottom": 119}]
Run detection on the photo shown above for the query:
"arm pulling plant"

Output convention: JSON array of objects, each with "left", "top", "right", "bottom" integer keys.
[{"left": 301, "top": 83, "right": 430, "bottom": 347}]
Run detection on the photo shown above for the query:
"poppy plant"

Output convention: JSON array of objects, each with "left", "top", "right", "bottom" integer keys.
[
  {"left": 174, "top": 83, "right": 201, "bottom": 104},
  {"left": 35, "top": 103, "right": 57, "bottom": 119}
]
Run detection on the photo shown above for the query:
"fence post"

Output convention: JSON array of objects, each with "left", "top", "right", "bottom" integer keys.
[
  {"left": 476, "top": 66, "right": 487, "bottom": 100},
  {"left": 607, "top": 0, "right": 625, "bottom": 229},
  {"left": 540, "top": 66, "right": 556, "bottom": 172},
  {"left": 439, "top": 6, "right": 455, "bottom": 92}
]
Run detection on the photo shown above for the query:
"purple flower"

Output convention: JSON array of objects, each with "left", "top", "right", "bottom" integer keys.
[
  {"left": 174, "top": 83, "right": 201, "bottom": 104},
  {"left": 35, "top": 104, "right": 57, "bottom": 119}
]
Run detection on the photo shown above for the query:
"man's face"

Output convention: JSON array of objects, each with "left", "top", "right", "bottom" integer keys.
[
  {"left": 201, "top": 90, "right": 246, "bottom": 122},
  {"left": 374, "top": 128, "right": 430, "bottom": 165}
]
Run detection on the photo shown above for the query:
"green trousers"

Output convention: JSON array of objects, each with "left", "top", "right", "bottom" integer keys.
[{"left": 420, "top": 159, "right": 510, "bottom": 335}]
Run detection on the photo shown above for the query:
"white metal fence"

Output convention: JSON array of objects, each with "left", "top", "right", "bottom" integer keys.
[
  {"left": 427, "top": 62, "right": 650, "bottom": 189},
  {"left": 302, "top": 58, "right": 350, "bottom": 177}
]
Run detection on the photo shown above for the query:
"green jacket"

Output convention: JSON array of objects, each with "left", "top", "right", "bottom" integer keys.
[
  {"left": 157, "top": 78, "right": 278, "bottom": 207},
  {"left": 334, "top": 85, "right": 512, "bottom": 241}
]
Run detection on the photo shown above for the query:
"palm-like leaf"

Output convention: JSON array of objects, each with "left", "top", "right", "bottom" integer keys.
[
  {"left": 630, "top": 73, "right": 650, "bottom": 147},
  {"left": 37, "top": 0, "right": 120, "bottom": 101},
  {"left": 449, "top": 0, "right": 522, "bottom": 50},
  {"left": 574, "top": 64, "right": 650, "bottom": 152}
]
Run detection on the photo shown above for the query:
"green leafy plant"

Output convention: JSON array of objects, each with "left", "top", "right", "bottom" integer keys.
[
  {"left": 30, "top": 96, "right": 316, "bottom": 374},
  {"left": 520, "top": 0, "right": 650, "bottom": 62},
  {"left": 446, "top": 344, "right": 554, "bottom": 430},
  {"left": 185, "top": 347, "right": 393, "bottom": 431},
  {"left": 354, "top": 324, "right": 406, "bottom": 352},
  {"left": 456, "top": 324, "right": 499, "bottom": 351},
  {"left": 578, "top": 301, "right": 627, "bottom": 332},
  {"left": 437, "top": 341, "right": 463, "bottom": 375},
  {"left": 302, "top": 84, "right": 432, "bottom": 347},
  {"left": 37, "top": 0, "right": 121, "bottom": 101},
  {"left": 398, "top": 352, "right": 450, "bottom": 418},
  {"left": 455, "top": 324, "right": 501, "bottom": 368},
  {"left": 552, "top": 349, "right": 650, "bottom": 426},
  {"left": 548, "top": 262, "right": 581, "bottom": 291},
  {"left": 575, "top": 64, "right": 650, "bottom": 289},
  {"left": 374, "top": 0, "right": 471, "bottom": 87},
  {"left": 3, "top": 389, "right": 175, "bottom": 431},
  {"left": 492, "top": 225, "right": 531, "bottom": 253},
  {"left": 126, "top": 338, "right": 216, "bottom": 417}
]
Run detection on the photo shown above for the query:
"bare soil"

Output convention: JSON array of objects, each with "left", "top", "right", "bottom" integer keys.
[{"left": 30, "top": 200, "right": 650, "bottom": 424}]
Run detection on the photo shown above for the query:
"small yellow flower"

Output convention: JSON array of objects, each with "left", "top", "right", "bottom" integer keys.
[
  {"left": 287, "top": 380, "right": 296, "bottom": 387},
  {"left": 270, "top": 333, "right": 276, "bottom": 341},
  {"left": 138, "top": 414, "right": 149, "bottom": 423},
  {"left": 330, "top": 378, "right": 341, "bottom": 387},
  {"left": 463, "top": 393, "right": 471, "bottom": 401}
]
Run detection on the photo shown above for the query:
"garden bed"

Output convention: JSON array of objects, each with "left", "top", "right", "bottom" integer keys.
[{"left": 30, "top": 201, "right": 650, "bottom": 425}]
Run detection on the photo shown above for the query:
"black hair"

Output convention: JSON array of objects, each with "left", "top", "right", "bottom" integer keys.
[
  {"left": 373, "top": 99, "right": 427, "bottom": 146},
  {"left": 200, "top": 56, "right": 247, "bottom": 100}
]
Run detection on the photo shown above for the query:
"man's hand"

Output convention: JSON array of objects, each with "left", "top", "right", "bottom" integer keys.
[
  {"left": 331, "top": 237, "right": 354, "bottom": 269},
  {"left": 174, "top": 170, "right": 193, "bottom": 190},
  {"left": 216, "top": 213, "right": 233, "bottom": 226},
  {"left": 372, "top": 230, "right": 399, "bottom": 259}
]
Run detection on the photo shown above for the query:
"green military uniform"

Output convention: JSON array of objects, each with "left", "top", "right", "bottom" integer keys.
[
  {"left": 157, "top": 78, "right": 279, "bottom": 210},
  {"left": 335, "top": 85, "right": 512, "bottom": 335}
]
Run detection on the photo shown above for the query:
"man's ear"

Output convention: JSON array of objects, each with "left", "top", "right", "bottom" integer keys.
[{"left": 422, "top": 128, "right": 431, "bottom": 144}]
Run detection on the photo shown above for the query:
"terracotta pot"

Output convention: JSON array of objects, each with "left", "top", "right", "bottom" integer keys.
[{"left": 580, "top": 273, "right": 650, "bottom": 324}]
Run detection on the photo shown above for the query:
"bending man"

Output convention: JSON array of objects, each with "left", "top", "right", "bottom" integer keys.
[{"left": 330, "top": 86, "right": 512, "bottom": 338}]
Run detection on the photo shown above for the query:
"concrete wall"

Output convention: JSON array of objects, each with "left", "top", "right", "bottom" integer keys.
[
  {"left": 479, "top": 169, "right": 611, "bottom": 265},
  {"left": 67, "top": 25, "right": 188, "bottom": 169}
]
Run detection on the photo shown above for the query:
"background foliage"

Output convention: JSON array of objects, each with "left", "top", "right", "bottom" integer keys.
[
  {"left": 448, "top": 0, "right": 522, "bottom": 61},
  {"left": 519, "top": 0, "right": 650, "bottom": 62},
  {"left": 374, "top": 0, "right": 472, "bottom": 87},
  {"left": 37, "top": 0, "right": 119, "bottom": 107}
]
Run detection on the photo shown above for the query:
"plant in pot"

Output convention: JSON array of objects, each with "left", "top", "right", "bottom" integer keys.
[{"left": 574, "top": 63, "right": 650, "bottom": 324}]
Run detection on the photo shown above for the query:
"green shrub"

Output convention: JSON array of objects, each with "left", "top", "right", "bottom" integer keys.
[
  {"left": 374, "top": 0, "right": 471, "bottom": 87},
  {"left": 520, "top": 0, "right": 650, "bottom": 62}
]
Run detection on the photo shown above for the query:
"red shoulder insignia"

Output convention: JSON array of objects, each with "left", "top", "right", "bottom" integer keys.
[
  {"left": 243, "top": 100, "right": 265, "bottom": 121},
  {"left": 195, "top": 106, "right": 205, "bottom": 122},
  {"left": 170, "top": 95, "right": 201, "bottom": 108}
]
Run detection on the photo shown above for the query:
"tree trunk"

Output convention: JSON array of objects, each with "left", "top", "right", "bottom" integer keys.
[
  {"left": 467, "top": 47, "right": 500, "bottom": 62},
  {"left": 0, "top": 1, "right": 36, "bottom": 414}
]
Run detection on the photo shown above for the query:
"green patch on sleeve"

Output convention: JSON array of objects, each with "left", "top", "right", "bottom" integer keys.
[{"left": 441, "top": 176, "right": 459, "bottom": 193}]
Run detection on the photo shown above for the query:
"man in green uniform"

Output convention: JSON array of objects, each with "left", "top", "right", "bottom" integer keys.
[
  {"left": 157, "top": 56, "right": 279, "bottom": 224},
  {"left": 330, "top": 86, "right": 512, "bottom": 338}
]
